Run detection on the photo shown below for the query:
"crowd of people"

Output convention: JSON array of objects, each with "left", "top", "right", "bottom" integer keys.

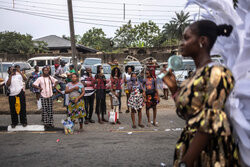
[
  {"left": 4, "top": 19, "right": 248, "bottom": 166},
  {"left": 4, "top": 56, "right": 168, "bottom": 130}
]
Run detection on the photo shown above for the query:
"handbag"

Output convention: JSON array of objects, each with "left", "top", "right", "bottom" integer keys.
[{"left": 108, "top": 109, "right": 117, "bottom": 123}]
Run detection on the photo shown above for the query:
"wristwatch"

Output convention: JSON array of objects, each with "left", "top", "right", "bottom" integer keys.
[{"left": 179, "top": 162, "right": 187, "bottom": 167}]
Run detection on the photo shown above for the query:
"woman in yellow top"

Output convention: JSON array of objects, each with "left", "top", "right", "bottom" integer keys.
[{"left": 163, "top": 20, "right": 240, "bottom": 167}]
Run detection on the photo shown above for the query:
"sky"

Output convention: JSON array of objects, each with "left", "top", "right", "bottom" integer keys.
[{"left": 0, "top": 0, "right": 201, "bottom": 39}]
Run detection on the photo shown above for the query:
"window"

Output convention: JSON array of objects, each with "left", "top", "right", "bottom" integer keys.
[
  {"left": 36, "top": 60, "right": 46, "bottom": 67},
  {"left": 0, "top": 64, "right": 12, "bottom": 72},
  {"left": 28, "top": 60, "right": 34, "bottom": 67}
]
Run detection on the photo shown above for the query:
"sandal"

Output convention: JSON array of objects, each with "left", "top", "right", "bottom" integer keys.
[
  {"left": 132, "top": 125, "right": 136, "bottom": 129},
  {"left": 138, "top": 124, "right": 145, "bottom": 128}
]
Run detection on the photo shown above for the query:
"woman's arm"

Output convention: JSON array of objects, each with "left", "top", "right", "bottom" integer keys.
[
  {"left": 181, "top": 131, "right": 210, "bottom": 167},
  {"left": 65, "top": 85, "right": 78, "bottom": 94},
  {"left": 78, "top": 87, "right": 85, "bottom": 99},
  {"left": 32, "top": 84, "right": 42, "bottom": 91},
  {"left": 110, "top": 94, "right": 113, "bottom": 109}
]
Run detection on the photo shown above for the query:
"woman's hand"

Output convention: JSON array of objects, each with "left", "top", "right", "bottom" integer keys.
[
  {"left": 162, "top": 69, "right": 178, "bottom": 95},
  {"left": 74, "top": 97, "right": 79, "bottom": 104}
]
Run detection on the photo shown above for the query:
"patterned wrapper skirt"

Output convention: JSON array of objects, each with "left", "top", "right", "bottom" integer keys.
[
  {"left": 128, "top": 88, "right": 144, "bottom": 110},
  {"left": 67, "top": 97, "right": 86, "bottom": 121}
]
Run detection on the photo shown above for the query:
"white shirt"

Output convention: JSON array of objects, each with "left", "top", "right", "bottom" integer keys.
[
  {"left": 124, "top": 73, "right": 131, "bottom": 81},
  {"left": 5, "top": 74, "right": 24, "bottom": 96}
]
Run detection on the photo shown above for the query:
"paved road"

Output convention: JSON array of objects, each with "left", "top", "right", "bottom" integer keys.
[{"left": 0, "top": 107, "right": 185, "bottom": 167}]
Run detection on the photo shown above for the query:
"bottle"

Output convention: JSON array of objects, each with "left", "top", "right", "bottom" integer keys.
[{"left": 157, "top": 55, "right": 183, "bottom": 79}]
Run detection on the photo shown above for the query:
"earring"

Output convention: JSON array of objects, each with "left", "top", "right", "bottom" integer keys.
[{"left": 199, "top": 43, "right": 203, "bottom": 48}]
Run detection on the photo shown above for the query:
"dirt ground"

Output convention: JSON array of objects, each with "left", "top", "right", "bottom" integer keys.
[{"left": 0, "top": 89, "right": 175, "bottom": 114}]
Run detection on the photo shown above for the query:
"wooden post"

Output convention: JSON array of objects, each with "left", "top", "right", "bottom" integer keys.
[{"left": 67, "top": 0, "right": 78, "bottom": 73}]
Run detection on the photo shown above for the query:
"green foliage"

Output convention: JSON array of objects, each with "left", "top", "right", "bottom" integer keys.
[
  {"left": 113, "top": 20, "right": 136, "bottom": 48},
  {"left": 0, "top": 31, "right": 48, "bottom": 54},
  {"left": 34, "top": 41, "right": 48, "bottom": 53},
  {"left": 62, "top": 34, "right": 81, "bottom": 43},
  {"left": 155, "top": 11, "right": 191, "bottom": 47},
  {"left": 80, "top": 27, "right": 112, "bottom": 52},
  {"left": 114, "top": 20, "right": 160, "bottom": 48}
]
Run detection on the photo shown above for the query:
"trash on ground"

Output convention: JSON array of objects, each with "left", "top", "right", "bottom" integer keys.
[
  {"left": 165, "top": 129, "right": 171, "bottom": 132},
  {"left": 119, "top": 127, "right": 125, "bottom": 130},
  {"left": 161, "top": 162, "right": 166, "bottom": 166},
  {"left": 127, "top": 132, "right": 133, "bottom": 135}
]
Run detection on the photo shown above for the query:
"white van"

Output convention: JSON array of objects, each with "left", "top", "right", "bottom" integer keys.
[
  {"left": 174, "top": 57, "right": 224, "bottom": 84},
  {"left": 27, "top": 56, "right": 72, "bottom": 68}
]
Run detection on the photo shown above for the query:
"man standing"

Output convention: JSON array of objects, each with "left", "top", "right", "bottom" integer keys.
[
  {"left": 54, "top": 61, "right": 66, "bottom": 104},
  {"left": 5, "top": 66, "right": 28, "bottom": 128},
  {"left": 81, "top": 68, "right": 95, "bottom": 124}
]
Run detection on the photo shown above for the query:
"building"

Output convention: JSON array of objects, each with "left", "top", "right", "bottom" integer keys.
[{"left": 34, "top": 35, "right": 98, "bottom": 54}]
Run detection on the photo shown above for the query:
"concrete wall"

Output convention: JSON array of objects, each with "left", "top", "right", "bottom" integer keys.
[{"left": 0, "top": 46, "right": 179, "bottom": 63}]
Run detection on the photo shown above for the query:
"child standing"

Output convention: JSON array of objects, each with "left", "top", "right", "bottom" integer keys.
[
  {"left": 109, "top": 83, "right": 121, "bottom": 124},
  {"left": 128, "top": 73, "right": 145, "bottom": 129}
]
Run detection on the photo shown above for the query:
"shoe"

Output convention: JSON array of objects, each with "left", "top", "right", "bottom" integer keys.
[
  {"left": 89, "top": 119, "right": 95, "bottom": 123},
  {"left": 11, "top": 124, "right": 17, "bottom": 128},
  {"left": 153, "top": 123, "right": 159, "bottom": 127},
  {"left": 98, "top": 120, "right": 104, "bottom": 124},
  {"left": 117, "top": 120, "right": 121, "bottom": 124},
  {"left": 79, "top": 123, "right": 83, "bottom": 130},
  {"left": 126, "top": 110, "right": 130, "bottom": 113},
  {"left": 132, "top": 125, "right": 136, "bottom": 129},
  {"left": 49, "top": 125, "right": 55, "bottom": 128},
  {"left": 138, "top": 124, "right": 145, "bottom": 128},
  {"left": 22, "top": 123, "right": 27, "bottom": 127},
  {"left": 84, "top": 120, "right": 89, "bottom": 124},
  {"left": 102, "top": 119, "right": 108, "bottom": 122}
]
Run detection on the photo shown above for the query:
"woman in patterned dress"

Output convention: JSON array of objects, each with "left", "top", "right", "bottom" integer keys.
[
  {"left": 163, "top": 20, "right": 240, "bottom": 167},
  {"left": 65, "top": 73, "right": 86, "bottom": 130},
  {"left": 128, "top": 73, "right": 145, "bottom": 129},
  {"left": 143, "top": 69, "right": 160, "bottom": 127}
]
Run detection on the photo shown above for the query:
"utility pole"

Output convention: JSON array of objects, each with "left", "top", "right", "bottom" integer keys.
[
  {"left": 198, "top": 6, "right": 201, "bottom": 20},
  {"left": 67, "top": 0, "right": 78, "bottom": 72},
  {"left": 123, "top": 3, "right": 125, "bottom": 20}
]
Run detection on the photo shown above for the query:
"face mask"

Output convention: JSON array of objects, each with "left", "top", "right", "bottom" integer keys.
[
  {"left": 131, "top": 77, "right": 136, "bottom": 82},
  {"left": 100, "top": 69, "right": 104, "bottom": 74}
]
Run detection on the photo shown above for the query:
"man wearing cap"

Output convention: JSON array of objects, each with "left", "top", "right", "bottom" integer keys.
[{"left": 5, "top": 66, "right": 28, "bottom": 128}]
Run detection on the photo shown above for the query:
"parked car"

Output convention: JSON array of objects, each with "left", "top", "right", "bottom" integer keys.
[
  {"left": 27, "top": 56, "right": 72, "bottom": 68},
  {"left": 174, "top": 57, "right": 224, "bottom": 84},
  {"left": 125, "top": 61, "right": 143, "bottom": 74},
  {"left": 81, "top": 58, "right": 102, "bottom": 76},
  {"left": 0, "top": 62, "right": 33, "bottom": 88}
]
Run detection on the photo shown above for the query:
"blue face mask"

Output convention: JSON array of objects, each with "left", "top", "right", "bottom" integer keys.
[{"left": 131, "top": 77, "right": 136, "bottom": 82}]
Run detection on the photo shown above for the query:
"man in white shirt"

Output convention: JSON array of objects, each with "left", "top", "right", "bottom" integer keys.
[{"left": 5, "top": 66, "right": 28, "bottom": 128}]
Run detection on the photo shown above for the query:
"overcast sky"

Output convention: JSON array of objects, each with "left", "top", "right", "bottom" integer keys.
[{"left": 0, "top": 0, "right": 200, "bottom": 39}]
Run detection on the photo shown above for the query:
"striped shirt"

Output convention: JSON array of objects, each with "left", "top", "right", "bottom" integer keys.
[{"left": 81, "top": 75, "right": 95, "bottom": 96}]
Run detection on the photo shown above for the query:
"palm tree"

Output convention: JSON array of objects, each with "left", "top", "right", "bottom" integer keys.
[{"left": 162, "top": 11, "right": 192, "bottom": 40}]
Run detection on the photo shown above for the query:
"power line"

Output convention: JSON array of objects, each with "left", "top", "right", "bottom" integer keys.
[
  {"left": 0, "top": 6, "right": 120, "bottom": 27},
  {"left": 0, "top": 5, "right": 169, "bottom": 24},
  {"left": 72, "top": 0, "right": 196, "bottom": 8},
  {"left": 14, "top": 0, "right": 198, "bottom": 13},
  {"left": 0, "top": 0, "right": 193, "bottom": 18},
  {"left": 10, "top": 5, "right": 172, "bottom": 21},
  {"left": 0, "top": 6, "right": 174, "bottom": 28}
]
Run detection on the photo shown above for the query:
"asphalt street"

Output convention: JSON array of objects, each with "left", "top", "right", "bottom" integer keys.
[{"left": 0, "top": 107, "right": 185, "bottom": 167}]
